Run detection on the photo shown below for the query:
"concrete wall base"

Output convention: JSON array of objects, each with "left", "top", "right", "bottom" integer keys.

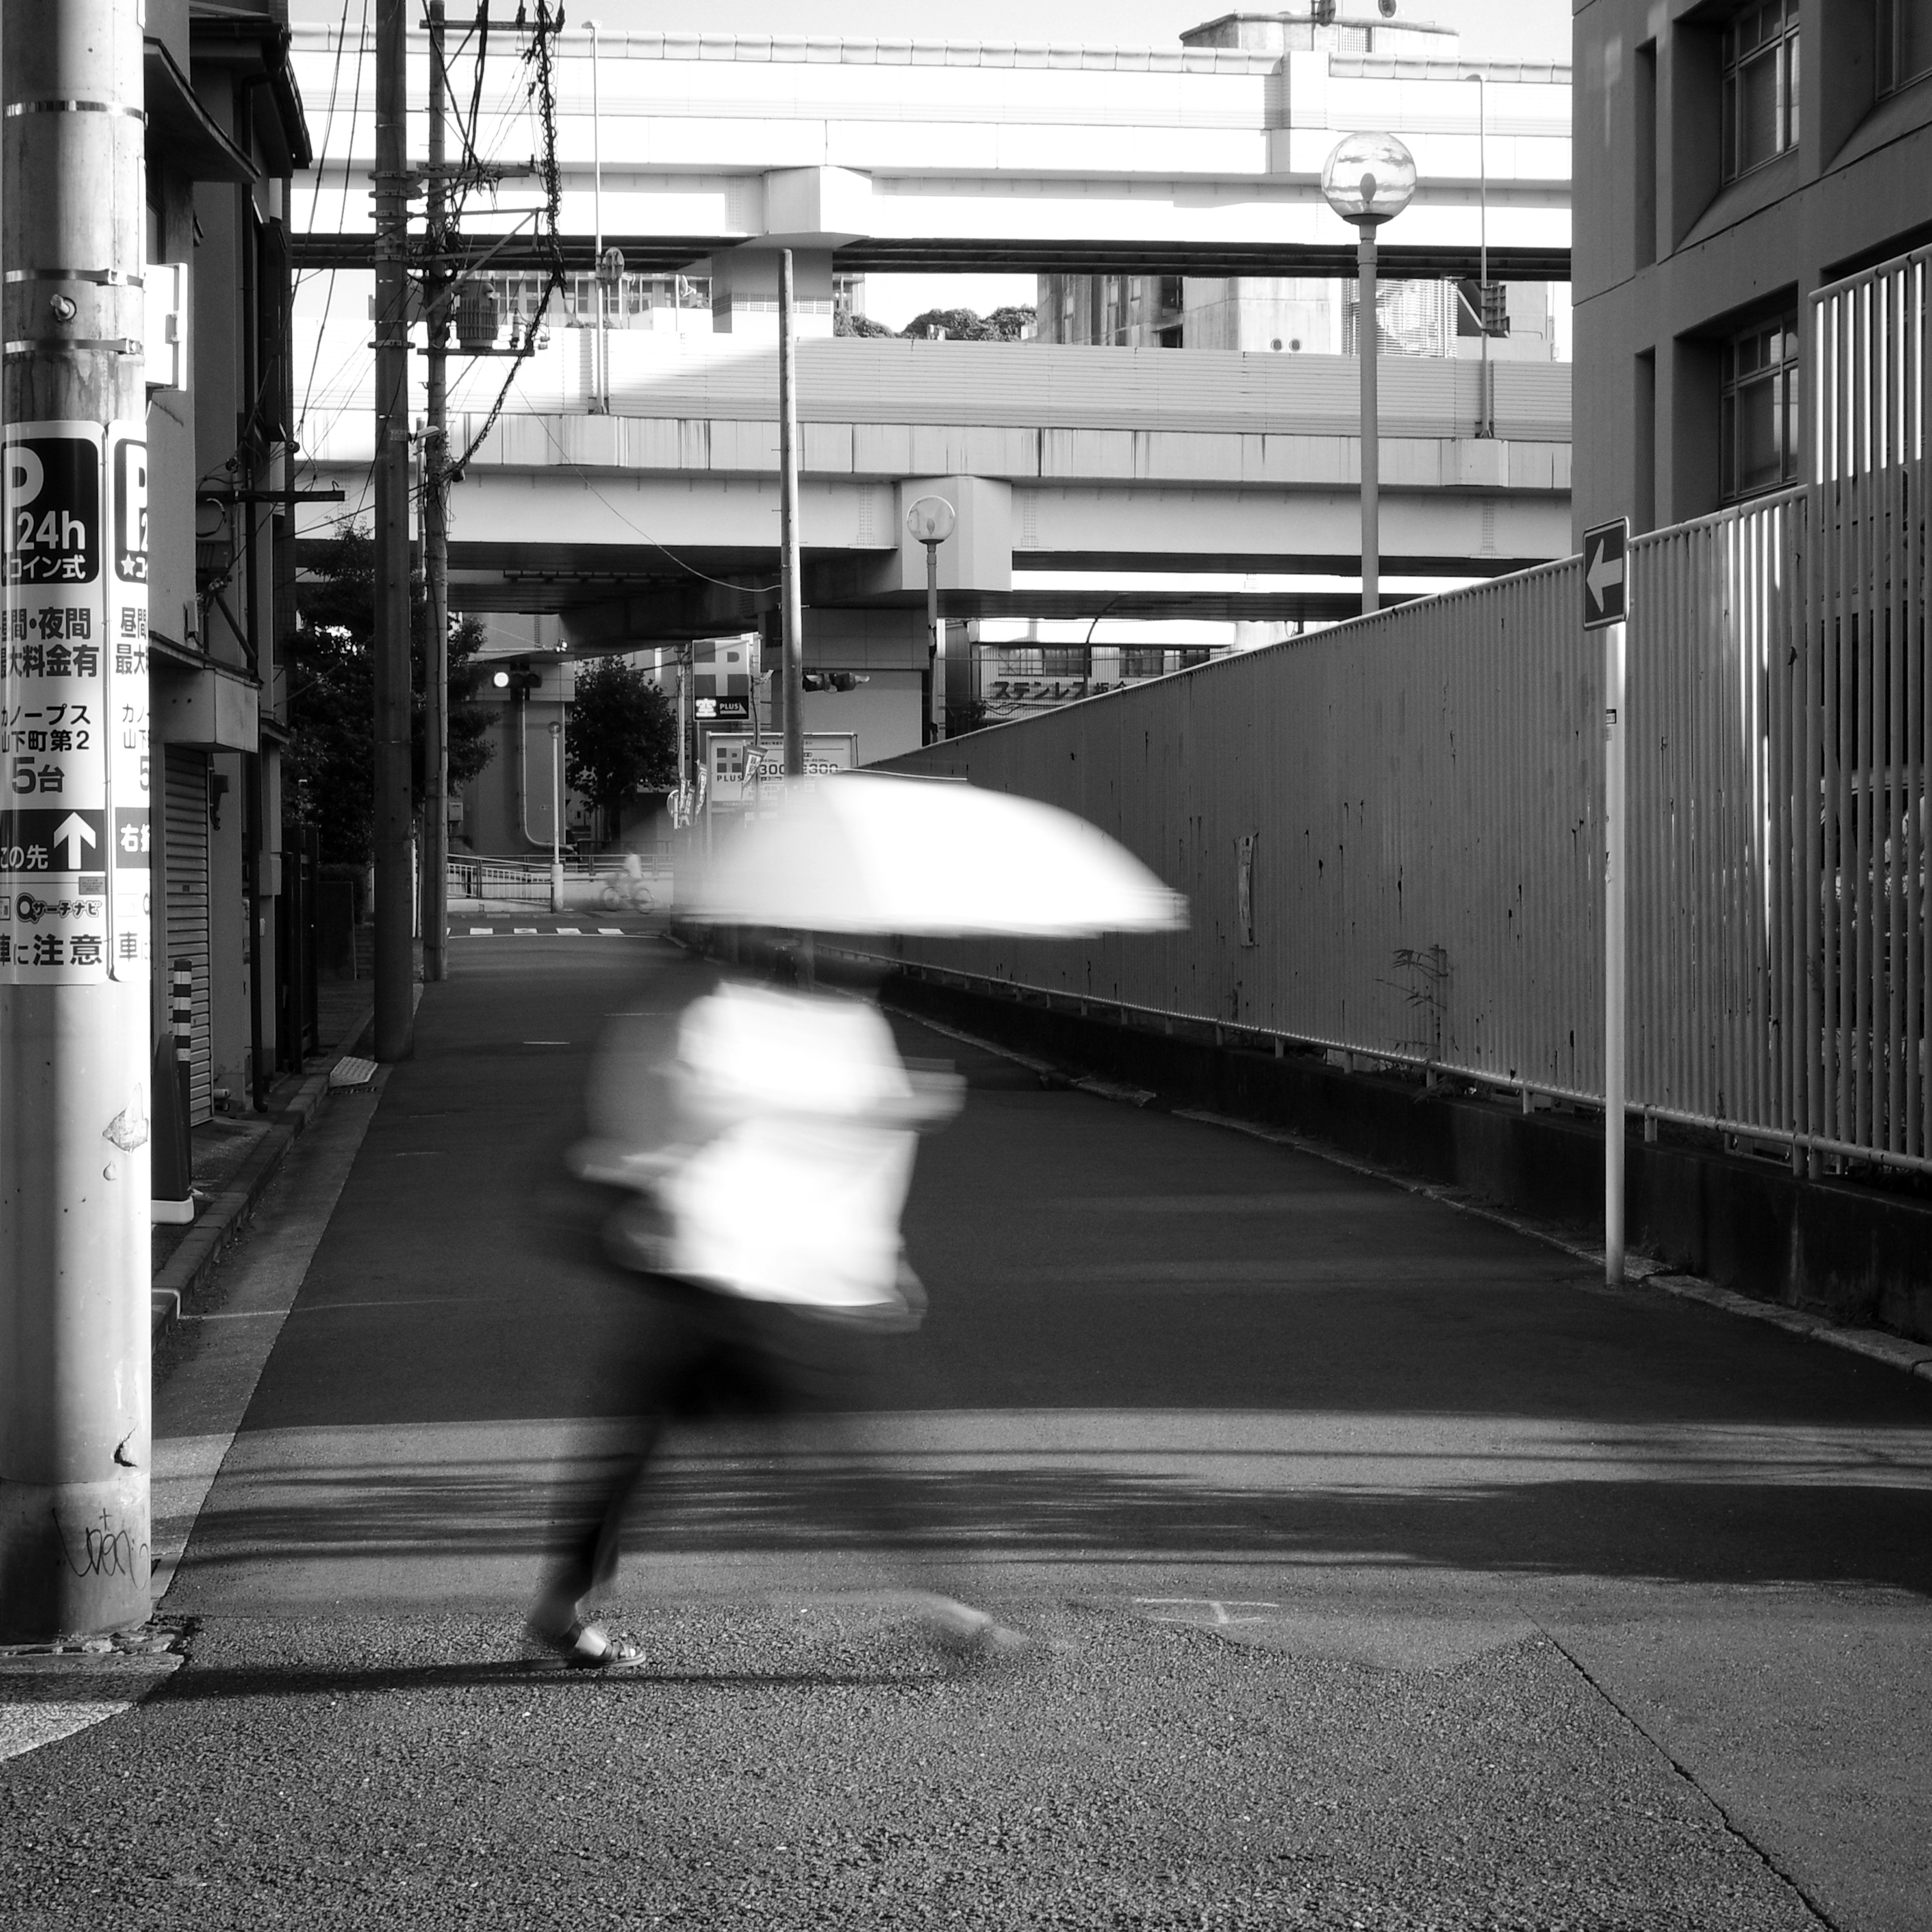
[{"left": 888, "top": 972, "right": 1932, "bottom": 1347}]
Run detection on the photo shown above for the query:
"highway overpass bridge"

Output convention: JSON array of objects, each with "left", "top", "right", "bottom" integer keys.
[
  {"left": 286, "top": 22, "right": 1570, "bottom": 302},
  {"left": 297, "top": 325, "right": 1570, "bottom": 638}
]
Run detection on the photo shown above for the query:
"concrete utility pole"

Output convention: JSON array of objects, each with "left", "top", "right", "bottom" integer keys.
[
  {"left": 0, "top": 0, "right": 154, "bottom": 1638},
  {"left": 422, "top": 0, "right": 450, "bottom": 984},
  {"left": 372, "top": 0, "right": 414, "bottom": 1057},
  {"left": 778, "top": 250, "right": 804, "bottom": 778}
]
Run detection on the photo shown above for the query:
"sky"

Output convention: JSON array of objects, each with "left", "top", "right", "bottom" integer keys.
[{"left": 285, "top": 0, "right": 1570, "bottom": 328}]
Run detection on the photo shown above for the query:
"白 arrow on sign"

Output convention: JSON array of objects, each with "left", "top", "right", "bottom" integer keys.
[
  {"left": 1587, "top": 542, "right": 1624, "bottom": 616},
  {"left": 52, "top": 813, "right": 97, "bottom": 869}
]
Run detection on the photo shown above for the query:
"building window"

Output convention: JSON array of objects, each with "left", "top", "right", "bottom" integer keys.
[
  {"left": 1157, "top": 276, "right": 1184, "bottom": 315},
  {"left": 1878, "top": 0, "right": 1932, "bottom": 93},
  {"left": 1720, "top": 312, "right": 1800, "bottom": 500},
  {"left": 1720, "top": 0, "right": 1798, "bottom": 181}
]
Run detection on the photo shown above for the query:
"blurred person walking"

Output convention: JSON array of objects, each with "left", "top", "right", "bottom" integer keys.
[
  {"left": 526, "top": 941, "right": 1013, "bottom": 1669},
  {"left": 529, "top": 773, "right": 1184, "bottom": 1670}
]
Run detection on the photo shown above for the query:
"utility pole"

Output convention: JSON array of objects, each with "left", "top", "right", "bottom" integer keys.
[
  {"left": 0, "top": 0, "right": 154, "bottom": 1638},
  {"left": 778, "top": 250, "right": 804, "bottom": 778},
  {"left": 372, "top": 0, "right": 414, "bottom": 1058},
  {"left": 422, "top": 0, "right": 450, "bottom": 983}
]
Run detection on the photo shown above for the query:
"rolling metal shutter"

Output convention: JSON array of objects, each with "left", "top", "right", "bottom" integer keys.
[{"left": 163, "top": 749, "right": 212, "bottom": 1125}]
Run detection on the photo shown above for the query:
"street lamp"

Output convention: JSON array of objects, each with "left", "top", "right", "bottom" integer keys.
[
  {"left": 906, "top": 494, "right": 957, "bottom": 743},
  {"left": 548, "top": 717, "right": 564, "bottom": 911},
  {"left": 1321, "top": 131, "right": 1416, "bottom": 615}
]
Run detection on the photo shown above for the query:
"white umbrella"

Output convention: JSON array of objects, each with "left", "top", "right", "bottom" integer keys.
[{"left": 682, "top": 773, "right": 1187, "bottom": 936}]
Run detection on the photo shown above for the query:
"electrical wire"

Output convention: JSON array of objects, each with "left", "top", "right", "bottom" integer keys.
[{"left": 526, "top": 411, "right": 779, "bottom": 596}]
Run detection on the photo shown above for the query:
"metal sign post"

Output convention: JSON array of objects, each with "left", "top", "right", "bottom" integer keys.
[{"left": 1583, "top": 515, "right": 1629, "bottom": 1285}]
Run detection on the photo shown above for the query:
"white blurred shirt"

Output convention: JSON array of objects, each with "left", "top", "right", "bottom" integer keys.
[{"left": 659, "top": 983, "right": 920, "bottom": 1309}]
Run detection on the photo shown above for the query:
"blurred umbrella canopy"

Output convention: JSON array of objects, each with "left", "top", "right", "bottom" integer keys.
[{"left": 681, "top": 773, "right": 1187, "bottom": 937}]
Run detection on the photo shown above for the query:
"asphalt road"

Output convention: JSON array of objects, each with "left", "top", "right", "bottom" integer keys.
[{"left": 4, "top": 935, "right": 1930, "bottom": 1930}]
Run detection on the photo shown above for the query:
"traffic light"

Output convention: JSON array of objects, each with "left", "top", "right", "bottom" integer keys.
[
  {"left": 1480, "top": 281, "right": 1509, "bottom": 337},
  {"left": 800, "top": 671, "right": 869, "bottom": 693},
  {"left": 490, "top": 657, "right": 541, "bottom": 698}
]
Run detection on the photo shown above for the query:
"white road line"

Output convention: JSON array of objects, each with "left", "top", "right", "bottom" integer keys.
[
  {"left": 512, "top": 927, "right": 537, "bottom": 935},
  {"left": 468, "top": 926, "right": 492, "bottom": 935},
  {"left": 598, "top": 927, "right": 623, "bottom": 935},
  {"left": 556, "top": 926, "right": 581, "bottom": 934}
]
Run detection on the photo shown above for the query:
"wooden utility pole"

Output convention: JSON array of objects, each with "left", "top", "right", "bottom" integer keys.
[
  {"left": 0, "top": 0, "right": 154, "bottom": 1638},
  {"left": 372, "top": 0, "right": 414, "bottom": 1056},
  {"left": 422, "top": 0, "right": 450, "bottom": 983}
]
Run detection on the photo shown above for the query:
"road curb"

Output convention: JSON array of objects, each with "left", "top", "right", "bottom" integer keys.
[{"left": 148, "top": 1069, "right": 334, "bottom": 1343}]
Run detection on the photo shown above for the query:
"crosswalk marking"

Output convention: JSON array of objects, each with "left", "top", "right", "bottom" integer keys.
[{"left": 449, "top": 926, "right": 649, "bottom": 939}]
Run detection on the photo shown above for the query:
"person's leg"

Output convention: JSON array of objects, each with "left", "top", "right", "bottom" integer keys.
[
  {"left": 528, "top": 1277, "right": 705, "bottom": 1662},
  {"left": 752, "top": 1302, "right": 1026, "bottom": 1654}
]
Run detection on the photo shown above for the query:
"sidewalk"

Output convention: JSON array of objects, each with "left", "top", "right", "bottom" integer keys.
[{"left": 148, "top": 978, "right": 374, "bottom": 1339}]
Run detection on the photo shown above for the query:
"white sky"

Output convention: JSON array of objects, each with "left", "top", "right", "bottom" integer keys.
[{"left": 285, "top": 1, "right": 1570, "bottom": 327}]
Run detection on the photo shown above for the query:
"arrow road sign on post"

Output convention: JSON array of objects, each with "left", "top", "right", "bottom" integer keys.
[{"left": 1583, "top": 516, "right": 1628, "bottom": 629}]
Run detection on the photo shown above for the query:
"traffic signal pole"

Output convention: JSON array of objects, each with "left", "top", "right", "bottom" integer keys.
[
  {"left": 0, "top": 0, "right": 155, "bottom": 1638},
  {"left": 371, "top": 0, "right": 415, "bottom": 1058}
]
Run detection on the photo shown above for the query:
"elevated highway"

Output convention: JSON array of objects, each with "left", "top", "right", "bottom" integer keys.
[
  {"left": 297, "top": 328, "right": 1571, "bottom": 642},
  {"left": 287, "top": 26, "right": 1570, "bottom": 290}
]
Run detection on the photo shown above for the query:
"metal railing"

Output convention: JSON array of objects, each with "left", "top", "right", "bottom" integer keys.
[{"left": 875, "top": 244, "right": 1931, "bottom": 1177}]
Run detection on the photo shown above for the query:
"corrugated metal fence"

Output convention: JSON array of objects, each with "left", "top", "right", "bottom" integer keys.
[{"left": 881, "top": 246, "right": 1931, "bottom": 1177}]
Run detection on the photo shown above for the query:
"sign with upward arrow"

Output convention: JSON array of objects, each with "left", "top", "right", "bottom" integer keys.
[
  {"left": 1582, "top": 516, "right": 1628, "bottom": 630},
  {"left": 52, "top": 812, "right": 97, "bottom": 869}
]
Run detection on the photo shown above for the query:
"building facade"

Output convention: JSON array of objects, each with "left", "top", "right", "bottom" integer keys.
[
  {"left": 144, "top": 1, "right": 311, "bottom": 1124},
  {"left": 1573, "top": 0, "right": 1932, "bottom": 537}
]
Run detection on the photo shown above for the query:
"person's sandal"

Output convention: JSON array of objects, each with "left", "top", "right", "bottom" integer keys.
[{"left": 531, "top": 1615, "right": 646, "bottom": 1670}]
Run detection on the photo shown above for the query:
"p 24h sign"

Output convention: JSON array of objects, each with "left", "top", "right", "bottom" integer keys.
[{"left": 1582, "top": 516, "right": 1628, "bottom": 630}]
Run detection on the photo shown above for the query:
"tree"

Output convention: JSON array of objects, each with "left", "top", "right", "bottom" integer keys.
[
  {"left": 564, "top": 655, "right": 678, "bottom": 838},
  {"left": 287, "top": 527, "right": 496, "bottom": 866},
  {"left": 835, "top": 309, "right": 898, "bottom": 338},
  {"left": 900, "top": 305, "right": 1036, "bottom": 342},
  {"left": 902, "top": 306, "right": 999, "bottom": 341}
]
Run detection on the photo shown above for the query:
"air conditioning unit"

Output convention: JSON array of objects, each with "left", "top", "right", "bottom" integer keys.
[{"left": 144, "top": 263, "right": 189, "bottom": 392}]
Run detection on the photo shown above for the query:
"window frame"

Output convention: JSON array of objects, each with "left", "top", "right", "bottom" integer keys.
[
  {"left": 1719, "top": 0, "right": 1799, "bottom": 184},
  {"left": 1877, "top": 0, "right": 1932, "bottom": 95},
  {"left": 1719, "top": 310, "right": 1801, "bottom": 503}
]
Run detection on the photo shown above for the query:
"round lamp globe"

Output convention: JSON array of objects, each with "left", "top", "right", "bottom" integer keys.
[
  {"left": 1320, "top": 132, "right": 1418, "bottom": 226},
  {"left": 905, "top": 495, "right": 957, "bottom": 545}
]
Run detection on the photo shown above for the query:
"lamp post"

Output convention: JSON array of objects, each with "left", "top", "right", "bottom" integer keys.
[
  {"left": 548, "top": 717, "right": 564, "bottom": 911},
  {"left": 905, "top": 495, "right": 957, "bottom": 743},
  {"left": 1321, "top": 132, "right": 1416, "bottom": 615},
  {"left": 1465, "top": 72, "right": 1492, "bottom": 438}
]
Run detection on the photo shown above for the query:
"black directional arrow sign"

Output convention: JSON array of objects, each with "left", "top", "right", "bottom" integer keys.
[{"left": 1582, "top": 516, "right": 1629, "bottom": 630}]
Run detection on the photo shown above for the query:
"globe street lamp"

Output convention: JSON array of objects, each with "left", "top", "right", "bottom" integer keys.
[
  {"left": 906, "top": 495, "right": 957, "bottom": 743},
  {"left": 1321, "top": 132, "right": 1417, "bottom": 615}
]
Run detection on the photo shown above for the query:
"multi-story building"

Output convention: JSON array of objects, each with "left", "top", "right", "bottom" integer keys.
[
  {"left": 1037, "top": 10, "right": 1570, "bottom": 367},
  {"left": 144, "top": 1, "right": 311, "bottom": 1126},
  {"left": 1574, "top": 0, "right": 1932, "bottom": 536}
]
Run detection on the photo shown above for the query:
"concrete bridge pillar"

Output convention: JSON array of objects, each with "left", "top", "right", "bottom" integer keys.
[{"left": 708, "top": 247, "right": 836, "bottom": 338}]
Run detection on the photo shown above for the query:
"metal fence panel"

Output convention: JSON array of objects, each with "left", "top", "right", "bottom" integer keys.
[
  {"left": 886, "top": 559, "right": 1603, "bottom": 1100},
  {"left": 876, "top": 247, "right": 1930, "bottom": 1175}
]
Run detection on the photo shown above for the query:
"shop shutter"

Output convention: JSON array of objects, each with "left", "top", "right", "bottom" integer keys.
[{"left": 163, "top": 749, "right": 212, "bottom": 1125}]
